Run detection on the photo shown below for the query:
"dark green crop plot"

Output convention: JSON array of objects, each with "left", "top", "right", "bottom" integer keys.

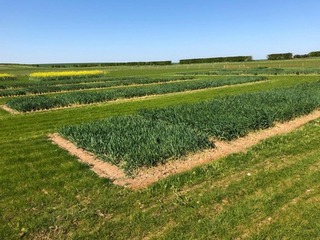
[
  {"left": 6, "top": 76, "right": 267, "bottom": 112},
  {"left": 140, "top": 82, "right": 320, "bottom": 140},
  {"left": 0, "top": 75, "right": 16, "bottom": 81},
  {"left": 0, "top": 76, "right": 147, "bottom": 89},
  {"left": 0, "top": 76, "right": 194, "bottom": 90},
  {"left": 59, "top": 116, "right": 213, "bottom": 173},
  {"left": 58, "top": 81, "right": 320, "bottom": 174},
  {"left": 0, "top": 76, "right": 194, "bottom": 97},
  {"left": 49, "top": 76, "right": 195, "bottom": 86}
]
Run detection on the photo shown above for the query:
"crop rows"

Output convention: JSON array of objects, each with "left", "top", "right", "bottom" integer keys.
[
  {"left": 59, "top": 116, "right": 213, "bottom": 174},
  {"left": 0, "top": 76, "right": 186, "bottom": 90},
  {"left": 59, "top": 81, "right": 320, "bottom": 173},
  {"left": 0, "top": 76, "right": 195, "bottom": 90},
  {"left": 176, "top": 67, "right": 320, "bottom": 76},
  {"left": 0, "top": 76, "right": 195, "bottom": 97},
  {"left": 6, "top": 76, "right": 267, "bottom": 112},
  {"left": 139, "top": 82, "right": 320, "bottom": 140}
]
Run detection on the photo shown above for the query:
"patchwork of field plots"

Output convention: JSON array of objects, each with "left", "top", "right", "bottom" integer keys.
[
  {"left": 58, "top": 82, "right": 320, "bottom": 174},
  {"left": 5, "top": 76, "right": 266, "bottom": 112},
  {"left": 0, "top": 62, "right": 319, "bottom": 239}
]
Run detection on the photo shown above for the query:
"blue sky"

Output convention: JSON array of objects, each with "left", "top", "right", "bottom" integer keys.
[{"left": 1, "top": 0, "right": 320, "bottom": 63}]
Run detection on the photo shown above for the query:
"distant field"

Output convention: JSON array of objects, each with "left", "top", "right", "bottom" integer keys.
[
  {"left": 0, "top": 59, "right": 319, "bottom": 239},
  {"left": 2, "top": 57, "right": 320, "bottom": 76}
]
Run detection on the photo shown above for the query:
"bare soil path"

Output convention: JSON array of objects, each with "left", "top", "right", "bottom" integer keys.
[
  {"left": 0, "top": 105, "right": 20, "bottom": 114},
  {"left": 49, "top": 109, "right": 320, "bottom": 190}
]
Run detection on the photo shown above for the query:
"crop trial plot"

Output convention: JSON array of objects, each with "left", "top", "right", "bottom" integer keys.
[
  {"left": 52, "top": 81, "right": 320, "bottom": 187},
  {"left": 5, "top": 76, "right": 267, "bottom": 112}
]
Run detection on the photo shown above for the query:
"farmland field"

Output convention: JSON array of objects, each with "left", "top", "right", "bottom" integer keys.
[{"left": 0, "top": 60, "right": 320, "bottom": 239}]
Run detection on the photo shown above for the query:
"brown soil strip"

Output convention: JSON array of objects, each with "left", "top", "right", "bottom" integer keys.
[
  {"left": 49, "top": 133, "right": 126, "bottom": 180},
  {"left": 0, "top": 105, "right": 20, "bottom": 114},
  {"left": 49, "top": 109, "right": 320, "bottom": 190}
]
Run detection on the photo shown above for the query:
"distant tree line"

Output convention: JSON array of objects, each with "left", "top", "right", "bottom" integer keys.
[
  {"left": 179, "top": 56, "right": 252, "bottom": 64},
  {"left": 307, "top": 51, "right": 320, "bottom": 57},
  {"left": 293, "top": 54, "right": 308, "bottom": 59},
  {"left": 49, "top": 61, "right": 172, "bottom": 68},
  {"left": 0, "top": 63, "right": 40, "bottom": 67},
  {"left": 267, "top": 51, "right": 320, "bottom": 60},
  {"left": 3, "top": 50, "right": 320, "bottom": 68},
  {"left": 267, "top": 53, "right": 293, "bottom": 60}
]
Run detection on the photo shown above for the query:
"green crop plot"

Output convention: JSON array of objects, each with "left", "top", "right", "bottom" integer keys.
[
  {"left": 140, "top": 82, "right": 320, "bottom": 140},
  {"left": 58, "top": 81, "right": 320, "bottom": 175},
  {"left": 0, "top": 76, "right": 194, "bottom": 97},
  {"left": 6, "top": 76, "right": 266, "bottom": 112},
  {"left": 59, "top": 116, "right": 213, "bottom": 174}
]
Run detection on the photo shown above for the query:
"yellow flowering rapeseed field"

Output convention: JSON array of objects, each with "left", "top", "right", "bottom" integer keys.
[
  {"left": 0, "top": 73, "right": 16, "bottom": 80},
  {"left": 29, "top": 70, "right": 106, "bottom": 80}
]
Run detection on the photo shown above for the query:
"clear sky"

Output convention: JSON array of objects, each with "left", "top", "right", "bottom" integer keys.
[{"left": 1, "top": 0, "right": 320, "bottom": 63}]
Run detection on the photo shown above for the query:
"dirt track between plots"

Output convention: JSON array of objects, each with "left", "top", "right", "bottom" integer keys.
[
  {"left": 0, "top": 105, "right": 20, "bottom": 114},
  {"left": 49, "top": 109, "right": 320, "bottom": 190}
]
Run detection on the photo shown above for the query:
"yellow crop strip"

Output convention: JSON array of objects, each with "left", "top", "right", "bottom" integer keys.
[
  {"left": 0, "top": 73, "right": 15, "bottom": 78},
  {"left": 29, "top": 70, "right": 107, "bottom": 80}
]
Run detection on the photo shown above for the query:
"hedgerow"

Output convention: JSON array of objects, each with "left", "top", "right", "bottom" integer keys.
[
  {"left": 179, "top": 56, "right": 252, "bottom": 64},
  {"left": 267, "top": 53, "right": 293, "bottom": 60},
  {"left": 308, "top": 51, "right": 320, "bottom": 57}
]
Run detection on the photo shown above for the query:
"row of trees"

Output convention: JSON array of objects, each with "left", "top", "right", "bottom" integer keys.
[
  {"left": 0, "top": 63, "right": 40, "bottom": 67},
  {"left": 179, "top": 56, "right": 252, "bottom": 64},
  {"left": 267, "top": 51, "right": 320, "bottom": 60},
  {"left": 3, "top": 50, "right": 320, "bottom": 68},
  {"left": 50, "top": 61, "right": 172, "bottom": 68}
]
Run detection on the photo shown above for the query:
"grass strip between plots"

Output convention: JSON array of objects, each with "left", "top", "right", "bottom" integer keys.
[
  {"left": 6, "top": 76, "right": 266, "bottom": 112},
  {"left": 58, "top": 81, "right": 320, "bottom": 174}
]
